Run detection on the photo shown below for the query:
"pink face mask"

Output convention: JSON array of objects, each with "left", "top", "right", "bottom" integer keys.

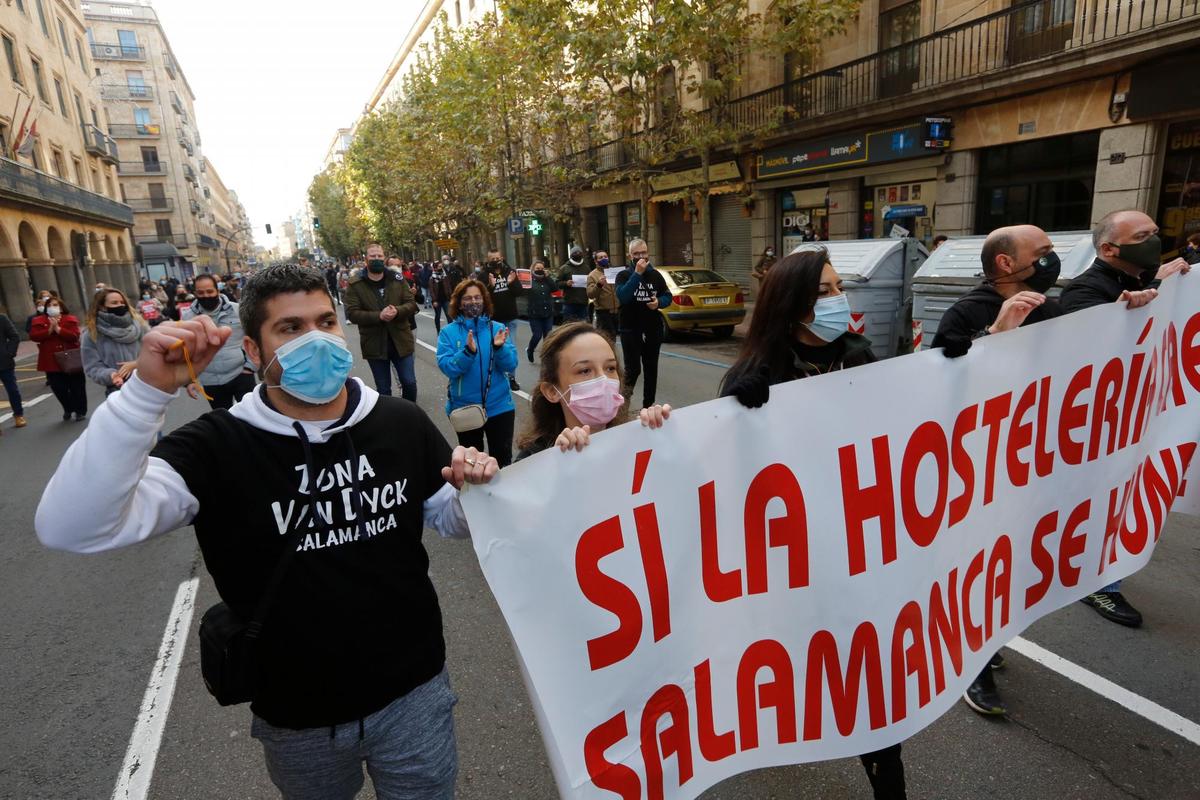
[{"left": 556, "top": 376, "right": 624, "bottom": 427}]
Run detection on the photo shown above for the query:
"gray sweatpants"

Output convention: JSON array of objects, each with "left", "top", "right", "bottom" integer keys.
[{"left": 250, "top": 669, "right": 458, "bottom": 800}]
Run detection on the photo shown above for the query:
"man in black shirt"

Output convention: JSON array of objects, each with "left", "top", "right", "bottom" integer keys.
[
  {"left": 484, "top": 247, "right": 523, "bottom": 391},
  {"left": 933, "top": 224, "right": 1061, "bottom": 718},
  {"left": 36, "top": 264, "right": 498, "bottom": 799},
  {"left": 616, "top": 237, "right": 673, "bottom": 408},
  {"left": 1059, "top": 209, "right": 1190, "bottom": 628}
]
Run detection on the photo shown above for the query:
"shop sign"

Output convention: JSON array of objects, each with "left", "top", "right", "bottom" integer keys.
[
  {"left": 884, "top": 204, "right": 928, "bottom": 220},
  {"left": 649, "top": 161, "right": 741, "bottom": 192},
  {"left": 625, "top": 205, "right": 641, "bottom": 228},
  {"left": 757, "top": 121, "right": 941, "bottom": 179}
]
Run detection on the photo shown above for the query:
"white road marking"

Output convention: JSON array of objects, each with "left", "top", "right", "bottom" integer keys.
[
  {"left": 0, "top": 392, "right": 53, "bottom": 423},
  {"left": 1009, "top": 635, "right": 1200, "bottom": 746},
  {"left": 111, "top": 577, "right": 199, "bottom": 800},
  {"left": 414, "top": 337, "right": 532, "bottom": 400}
]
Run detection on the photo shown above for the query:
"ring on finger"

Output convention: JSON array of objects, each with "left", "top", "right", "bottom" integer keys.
[{"left": 465, "top": 457, "right": 477, "bottom": 465}]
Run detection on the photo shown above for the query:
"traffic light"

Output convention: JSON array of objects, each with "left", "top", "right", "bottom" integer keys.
[
  {"left": 313, "top": 217, "right": 321, "bottom": 230},
  {"left": 265, "top": 223, "right": 273, "bottom": 234}
]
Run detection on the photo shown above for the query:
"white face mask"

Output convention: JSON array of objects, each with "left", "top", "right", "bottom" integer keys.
[{"left": 46, "top": 306, "right": 62, "bottom": 318}]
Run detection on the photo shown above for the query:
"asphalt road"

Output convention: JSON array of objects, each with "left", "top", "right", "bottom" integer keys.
[{"left": 1, "top": 307, "right": 1198, "bottom": 800}]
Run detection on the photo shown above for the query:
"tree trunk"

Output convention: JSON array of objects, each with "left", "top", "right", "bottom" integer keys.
[{"left": 699, "top": 147, "right": 712, "bottom": 271}]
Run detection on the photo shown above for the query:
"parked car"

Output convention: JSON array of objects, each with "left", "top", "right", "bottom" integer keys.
[
  {"left": 514, "top": 267, "right": 564, "bottom": 322},
  {"left": 657, "top": 266, "right": 746, "bottom": 340}
]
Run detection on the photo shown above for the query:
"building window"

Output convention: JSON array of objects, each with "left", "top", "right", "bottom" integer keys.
[
  {"left": 90, "top": 104, "right": 99, "bottom": 127},
  {"left": 149, "top": 182, "right": 167, "bottom": 208},
  {"left": 34, "top": 0, "right": 49, "bottom": 38},
  {"left": 455, "top": 0, "right": 461, "bottom": 26},
  {"left": 134, "top": 107, "right": 151, "bottom": 132},
  {"left": 76, "top": 37, "right": 86, "bottom": 71},
  {"left": 0, "top": 123, "right": 8, "bottom": 154},
  {"left": 73, "top": 91, "right": 84, "bottom": 124},
  {"left": 72, "top": 156, "right": 83, "bottom": 185},
  {"left": 30, "top": 55, "right": 49, "bottom": 104},
  {"left": 90, "top": 167, "right": 99, "bottom": 192},
  {"left": 50, "top": 147, "right": 66, "bottom": 178},
  {"left": 4, "top": 35, "right": 23, "bottom": 87},
  {"left": 57, "top": 18, "right": 71, "bottom": 60},
  {"left": 53, "top": 76, "right": 68, "bottom": 117},
  {"left": 155, "top": 218, "right": 173, "bottom": 238},
  {"left": 879, "top": 0, "right": 921, "bottom": 99},
  {"left": 140, "top": 145, "right": 159, "bottom": 168},
  {"left": 125, "top": 69, "right": 147, "bottom": 97},
  {"left": 15, "top": 0, "right": 25, "bottom": 14},
  {"left": 117, "top": 29, "right": 138, "bottom": 57}
]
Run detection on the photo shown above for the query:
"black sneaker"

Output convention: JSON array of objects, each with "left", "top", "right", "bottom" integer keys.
[
  {"left": 526, "top": 348, "right": 534, "bottom": 364},
  {"left": 989, "top": 652, "right": 1005, "bottom": 670},
  {"left": 62, "top": 412, "right": 71, "bottom": 422},
  {"left": 1080, "top": 591, "right": 1143, "bottom": 627},
  {"left": 962, "top": 670, "right": 1006, "bottom": 716},
  {"left": 509, "top": 376, "right": 521, "bottom": 392}
]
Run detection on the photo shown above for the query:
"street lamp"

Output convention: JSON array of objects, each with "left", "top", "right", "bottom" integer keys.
[{"left": 222, "top": 224, "right": 254, "bottom": 273}]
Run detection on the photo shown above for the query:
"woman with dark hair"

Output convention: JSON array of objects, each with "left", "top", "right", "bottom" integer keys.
[
  {"left": 30, "top": 296, "right": 88, "bottom": 421},
  {"left": 719, "top": 247, "right": 905, "bottom": 800},
  {"left": 436, "top": 278, "right": 519, "bottom": 466},
  {"left": 516, "top": 322, "right": 669, "bottom": 460}
]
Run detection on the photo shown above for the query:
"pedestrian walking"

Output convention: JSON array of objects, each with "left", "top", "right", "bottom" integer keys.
[
  {"left": 718, "top": 247, "right": 904, "bottom": 800},
  {"left": 436, "top": 278, "right": 519, "bottom": 467},
  {"left": 345, "top": 243, "right": 419, "bottom": 401},
  {"left": 181, "top": 274, "right": 256, "bottom": 410},
  {"left": 1059, "top": 209, "right": 1189, "bottom": 629},
  {"left": 137, "top": 289, "right": 164, "bottom": 327},
  {"left": 0, "top": 309, "right": 25, "bottom": 432},
  {"left": 36, "top": 263, "right": 499, "bottom": 800},
  {"left": 557, "top": 246, "right": 590, "bottom": 322},
  {"left": 444, "top": 256, "right": 464, "bottom": 293},
  {"left": 515, "top": 321, "right": 669, "bottom": 460},
  {"left": 30, "top": 297, "right": 87, "bottom": 421},
  {"left": 615, "top": 238, "right": 672, "bottom": 408},
  {"left": 484, "top": 248, "right": 523, "bottom": 391},
  {"left": 931, "top": 224, "right": 1063, "bottom": 716},
  {"left": 325, "top": 264, "right": 341, "bottom": 305},
  {"left": 27, "top": 290, "right": 55, "bottom": 334},
  {"left": 419, "top": 261, "right": 433, "bottom": 308},
  {"left": 428, "top": 260, "right": 453, "bottom": 333},
  {"left": 587, "top": 250, "right": 619, "bottom": 340},
  {"left": 524, "top": 258, "right": 557, "bottom": 362},
  {"left": 751, "top": 245, "right": 776, "bottom": 298},
  {"left": 82, "top": 289, "right": 148, "bottom": 396},
  {"left": 1184, "top": 232, "right": 1200, "bottom": 265}
]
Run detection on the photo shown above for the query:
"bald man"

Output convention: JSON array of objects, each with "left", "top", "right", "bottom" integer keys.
[
  {"left": 1060, "top": 209, "right": 1190, "bottom": 629},
  {"left": 932, "top": 224, "right": 1063, "bottom": 360}
]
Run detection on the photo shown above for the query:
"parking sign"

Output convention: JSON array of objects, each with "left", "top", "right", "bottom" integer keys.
[{"left": 508, "top": 217, "right": 524, "bottom": 235}]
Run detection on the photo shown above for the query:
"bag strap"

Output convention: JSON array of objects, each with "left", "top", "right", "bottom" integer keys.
[{"left": 479, "top": 320, "right": 496, "bottom": 404}]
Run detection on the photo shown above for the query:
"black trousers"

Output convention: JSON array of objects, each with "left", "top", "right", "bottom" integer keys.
[
  {"left": 204, "top": 371, "right": 257, "bottom": 411},
  {"left": 454, "top": 409, "right": 514, "bottom": 468},
  {"left": 47, "top": 371, "right": 87, "bottom": 417},
  {"left": 859, "top": 743, "right": 906, "bottom": 800},
  {"left": 594, "top": 309, "right": 619, "bottom": 340},
  {"left": 620, "top": 325, "right": 663, "bottom": 407}
]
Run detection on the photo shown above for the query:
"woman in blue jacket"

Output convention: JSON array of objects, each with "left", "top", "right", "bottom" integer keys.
[{"left": 436, "top": 278, "right": 520, "bottom": 466}]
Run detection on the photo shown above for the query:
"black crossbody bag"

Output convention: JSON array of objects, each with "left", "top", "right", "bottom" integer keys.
[{"left": 198, "top": 526, "right": 305, "bottom": 706}]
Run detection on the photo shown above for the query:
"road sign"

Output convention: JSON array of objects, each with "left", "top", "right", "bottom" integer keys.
[
  {"left": 508, "top": 217, "right": 524, "bottom": 235},
  {"left": 435, "top": 238, "right": 459, "bottom": 249}
]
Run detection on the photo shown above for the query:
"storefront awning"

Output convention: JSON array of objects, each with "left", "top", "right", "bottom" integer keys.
[
  {"left": 708, "top": 182, "right": 743, "bottom": 196},
  {"left": 650, "top": 182, "right": 744, "bottom": 203},
  {"left": 649, "top": 190, "right": 688, "bottom": 203},
  {"left": 139, "top": 242, "right": 180, "bottom": 259}
]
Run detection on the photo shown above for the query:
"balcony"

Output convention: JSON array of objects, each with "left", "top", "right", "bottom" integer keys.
[
  {"left": 90, "top": 42, "right": 146, "bottom": 61},
  {"left": 126, "top": 197, "right": 175, "bottom": 212},
  {"left": 109, "top": 123, "right": 161, "bottom": 139},
  {"left": 101, "top": 83, "right": 155, "bottom": 101},
  {"left": 189, "top": 199, "right": 201, "bottom": 214},
  {"left": 135, "top": 233, "right": 189, "bottom": 248},
  {"left": 169, "top": 91, "right": 183, "bottom": 114},
  {"left": 118, "top": 161, "right": 166, "bottom": 176},
  {"left": 81, "top": 124, "right": 120, "bottom": 164},
  {"left": 0, "top": 157, "right": 133, "bottom": 227},
  {"left": 198, "top": 234, "right": 220, "bottom": 249},
  {"left": 182, "top": 164, "right": 197, "bottom": 184}
]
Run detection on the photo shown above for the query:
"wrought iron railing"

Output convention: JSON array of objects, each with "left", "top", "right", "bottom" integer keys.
[
  {"left": 0, "top": 157, "right": 133, "bottom": 225},
  {"left": 135, "top": 233, "right": 189, "bottom": 248},
  {"left": 126, "top": 197, "right": 174, "bottom": 212},
  {"left": 90, "top": 42, "right": 145, "bottom": 61},
  {"left": 81, "top": 124, "right": 119, "bottom": 163},
  {"left": 118, "top": 161, "right": 166, "bottom": 176},
  {"left": 109, "top": 123, "right": 161, "bottom": 138},
  {"left": 101, "top": 83, "right": 155, "bottom": 101}
]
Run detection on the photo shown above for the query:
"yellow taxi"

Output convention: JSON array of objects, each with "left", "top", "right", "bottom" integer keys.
[{"left": 657, "top": 266, "right": 746, "bottom": 340}]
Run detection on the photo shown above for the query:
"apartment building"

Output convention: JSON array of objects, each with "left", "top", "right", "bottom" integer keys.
[
  {"left": 83, "top": 0, "right": 237, "bottom": 281},
  {"left": 323, "top": 127, "right": 352, "bottom": 171},
  {"left": 0, "top": 0, "right": 134, "bottom": 321},
  {"left": 204, "top": 157, "right": 251, "bottom": 271},
  {"left": 572, "top": 0, "right": 1200, "bottom": 290}
]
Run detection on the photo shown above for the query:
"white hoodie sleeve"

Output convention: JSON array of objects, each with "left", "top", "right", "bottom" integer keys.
[
  {"left": 423, "top": 482, "right": 470, "bottom": 539},
  {"left": 35, "top": 374, "right": 199, "bottom": 553}
]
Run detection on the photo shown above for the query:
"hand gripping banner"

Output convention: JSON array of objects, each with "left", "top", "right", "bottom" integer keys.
[{"left": 461, "top": 275, "right": 1200, "bottom": 800}]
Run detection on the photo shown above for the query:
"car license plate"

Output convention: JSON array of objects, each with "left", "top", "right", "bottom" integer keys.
[{"left": 702, "top": 296, "right": 728, "bottom": 306}]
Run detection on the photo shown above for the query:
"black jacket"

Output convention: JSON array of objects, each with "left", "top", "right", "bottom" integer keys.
[
  {"left": 721, "top": 331, "right": 877, "bottom": 406},
  {"left": 1060, "top": 258, "right": 1156, "bottom": 314},
  {"left": 557, "top": 260, "right": 590, "bottom": 305},
  {"left": 0, "top": 313, "right": 19, "bottom": 372},
  {"left": 485, "top": 263, "right": 523, "bottom": 323},
  {"left": 932, "top": 283, "right": 1063, "bottom": 355},
  {"left": 525, "top": 273, "right": 557, "bottom": 319}
]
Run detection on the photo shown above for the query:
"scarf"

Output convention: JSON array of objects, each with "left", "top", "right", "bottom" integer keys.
[{"left": 96, "top": 312, "right": 145, "bottom": 344}]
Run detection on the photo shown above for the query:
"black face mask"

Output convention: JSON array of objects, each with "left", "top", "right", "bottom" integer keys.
[
  {"left": 367, "top": 259, "right": 386, "bottom": 274},
  {"left": 105, "top": 305, "right": 128, "bottom": 317},
  {"left": 198, "top": 295, "right": 221, "bottom": 311},
  {"left": 1023, "top": 251, "right": 1062, "bottom": 293}
]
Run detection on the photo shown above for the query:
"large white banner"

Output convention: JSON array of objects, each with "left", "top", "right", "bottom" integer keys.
[{"left": 462, "top": 275, "right": 1200, "bottom": 800}]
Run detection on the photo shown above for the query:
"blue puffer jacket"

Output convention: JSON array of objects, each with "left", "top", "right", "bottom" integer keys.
[{"left": 436, "top": 313, "right": 519, "bottom": 417}]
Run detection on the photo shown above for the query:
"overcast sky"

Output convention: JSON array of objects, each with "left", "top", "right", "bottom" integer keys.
[{"left": 152, "top": 0, "right": 424, "bottom": 248}]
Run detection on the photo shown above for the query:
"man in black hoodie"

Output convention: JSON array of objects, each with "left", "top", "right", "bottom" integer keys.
[
  {"left": 484, "top": 247, "right": 523, "bottom": 391},
  {"left": 36, "top": 264, "right": 498, "bottom": 800}
]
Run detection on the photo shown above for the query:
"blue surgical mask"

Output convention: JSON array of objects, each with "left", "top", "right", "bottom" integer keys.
[
  {"left": 804, "top": 295, "right": 851, "bottom": 343},
  {"left": 266, "top": 330, "right": 353, "bottom": 404}
]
